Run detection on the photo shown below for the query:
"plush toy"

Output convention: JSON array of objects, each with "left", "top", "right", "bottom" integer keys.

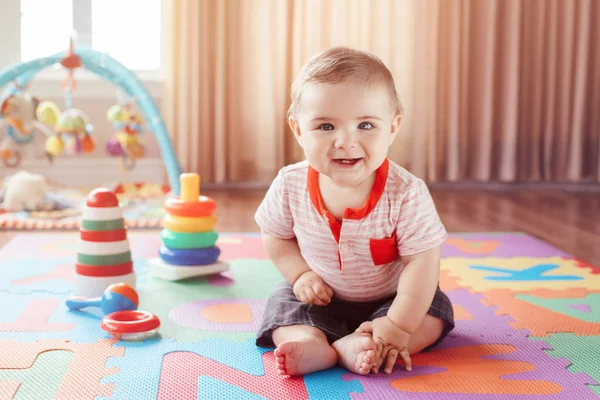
[{"left": 0, "top": 171, "right": 55, "bottom": 212}]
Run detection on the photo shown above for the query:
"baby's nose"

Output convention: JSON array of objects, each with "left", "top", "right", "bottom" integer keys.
[{"left": 334, "top": 131, "right": 358, "bottom": 148}]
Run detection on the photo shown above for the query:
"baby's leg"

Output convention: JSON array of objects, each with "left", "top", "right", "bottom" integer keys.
[
  {"left": 406, "top": 314, "right": 446, "bottom": 354},
  {"left": 272, "top": 325, "right": 337, "bottom": 376},
  {"left": 257, "top": 282, "right": 379, "bottom": 376},
  {"left": 371, "top": 286, "right": 455, "bottom": 373}
]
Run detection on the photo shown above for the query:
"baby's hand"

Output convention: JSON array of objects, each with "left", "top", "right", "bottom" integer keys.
[
  {"left": 293, "top": 271, "right": 334, "bottom": 306},
  {"left": 356, "top": 316, "right": 412, "bottom": 373}
]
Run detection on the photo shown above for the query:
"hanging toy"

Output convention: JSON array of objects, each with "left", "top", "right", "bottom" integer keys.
[
  {"left": 105, "top": 91, "right": 145, "bottom": 170},
  {"left": 38, "top": 102, "right": 95, "bottom": 160},
  {"left": 0, "top": 87, "right": 53, "bottom": 168},
  {"left": 38, "top": 32, "right": 95, "bottom": 161}
]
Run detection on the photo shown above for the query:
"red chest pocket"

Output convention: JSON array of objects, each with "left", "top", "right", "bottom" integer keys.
[{"left": 369, "top": 233, "right": 399, "bottom": 266}]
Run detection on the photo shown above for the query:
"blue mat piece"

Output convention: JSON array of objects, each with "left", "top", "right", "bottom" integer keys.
[
  {"left": 304, "top": 368, "right": 364, "bottom": 399},
  {"left": 197, "top": 376, "right": 268, "bottom": 400},
  {"left": 99, "top": 338, "right": 270, "bottom": 400}
]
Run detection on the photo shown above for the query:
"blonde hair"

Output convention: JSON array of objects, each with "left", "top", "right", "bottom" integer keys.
[{"left": 287, "top": 46, "right": 403, "bottom": 118}]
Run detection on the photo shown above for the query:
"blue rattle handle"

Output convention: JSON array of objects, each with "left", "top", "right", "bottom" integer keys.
[{"left": 66, "top": 296, "right": 102, "bottom": 310}]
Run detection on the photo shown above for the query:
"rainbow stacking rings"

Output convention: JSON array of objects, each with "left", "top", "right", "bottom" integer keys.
[
  {"left": 158, "top": 173, "right": 222, "bottom": 267},
  {"left": 149, "top": 173, "right": 230, "bottom": 281},
  {"left": 160, "top": 230, "right": 218, "bottom": 249},
  {"left": 158, "top": 245, "right": 221, "bottom": 266}
]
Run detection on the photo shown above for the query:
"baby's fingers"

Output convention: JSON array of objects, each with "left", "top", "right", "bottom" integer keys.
[
  {"left": 295, "top": 290, "right": 309, "bottom": 304},
  {"left": 399, "top": 349, "right": 412, "bottom": 372},
  {"left": 305, "top": 288, "right": 328, "bottom": 306},
  {"left": 355, "top": 321, "right": 373, "bottom": 334},
  {"left": 324, "top": 283, "right": 334, "bottom": 299},
  {"left": 311, "top": 281, "right": 331, "bottom": 304},
  {"left": 384, "top": 349, "right": 399, "bottom": 374}
]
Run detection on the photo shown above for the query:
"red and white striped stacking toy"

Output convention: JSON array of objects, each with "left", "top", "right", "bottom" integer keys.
[
  {"left": 75, "top": 189, "right": 136, "bottom": 297},
  {"left": 149, "top": 173, "right": 229, "bottom": 281}
]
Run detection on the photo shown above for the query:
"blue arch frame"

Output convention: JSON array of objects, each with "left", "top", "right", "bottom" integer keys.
[{"left": 0, "top": 47, "right": 182, "bottom": 195}]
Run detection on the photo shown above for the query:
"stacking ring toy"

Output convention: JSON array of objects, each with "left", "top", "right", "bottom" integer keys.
[
  {"left": 159, "top": 245, "right": 221, "bottom": 266},
  {"left": 164, "top": 173, "right": 217, "bottom": 218},
  {"left": 162, "top": 214, "right": 217, "bottom": 233},
  {"left": 66, "top": 282, "right": 138, "bottom": 315},
  {"left": 100, "top": 310, "right": 160, "bottom": 341},
  {"left": 160, "top": 229, "right": 218, "bottom": 249},
  {"left": 164, "top": 196, "right": 216, "bottom": 218}
]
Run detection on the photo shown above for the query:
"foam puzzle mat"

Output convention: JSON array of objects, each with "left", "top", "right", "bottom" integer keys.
[{"left": 0, "top": 231, "right": 598, "bottom": 399}]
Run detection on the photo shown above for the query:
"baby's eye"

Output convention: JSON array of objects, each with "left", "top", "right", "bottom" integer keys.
[
  {"left": 358, "top": 122, "right": 373, "bottom": 130},
  {"left": 319, "top": 123, "right": 335, "bottom": 131}
]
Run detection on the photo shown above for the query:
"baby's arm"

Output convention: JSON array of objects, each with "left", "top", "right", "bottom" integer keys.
[
  {"left": 261, "top": 232, "right": 311, "bottom": 285},
  {"left": 387, "top": 246, "right": 441, "bottom": 333},
  {"left": 262, "top": 232, "right": 334, "bottom": 306},
  {"left": 358, "top": 246, "right": 441, "bottom": 372}
]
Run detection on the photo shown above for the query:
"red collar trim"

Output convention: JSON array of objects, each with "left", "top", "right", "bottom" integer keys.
[{"left": 307, "top": 158, "right": 389, "bottom": 221}]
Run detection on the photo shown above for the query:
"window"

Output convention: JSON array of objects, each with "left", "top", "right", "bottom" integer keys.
[{"left": 18, "top": 0, "right": 162, "bottom": 72}]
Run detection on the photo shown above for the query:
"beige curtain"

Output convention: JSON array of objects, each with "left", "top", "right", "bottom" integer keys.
[{"left": 163, "top": 0, "right": 600, "bottom": 185}]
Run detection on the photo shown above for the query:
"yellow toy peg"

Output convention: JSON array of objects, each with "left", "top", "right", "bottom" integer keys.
[{"left": 180, "top": 173, "right": 200, "bottom": 203}]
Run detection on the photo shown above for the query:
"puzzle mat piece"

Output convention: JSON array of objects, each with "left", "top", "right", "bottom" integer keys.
[
  {"left": 158, "top": 350, "right": 308, "bottom": 400},
  {"left": 0, "top": 290, "right": 262, "bottom": 345},
  {"left": 170, "top": 298, "right": 266, "bottom": 332},
  {"left": 0, "top": 339, "right": 123, "bottom": 399},
  {"left": 346, "top": 344, "right": 573, "bottom": 400},
  {"left": 531, "top": 333, "right": 600, "bottom": 396},
  {"left": 516, "top": 293, "right": 600, "bottom": 323},
  {"left": 343, "top": 288, "right": 597, "bottom": 399},
  {"left": 481, "top": 290, "right": 600, "bottom": 337},
  {"left": 139, "top": 257, "right": 281, "bottom": 296},
  {"left": 197, "top": 377, "right": 267, "bottom": 400},
  {"left": 136, "top": 259, "right": 283, "bottom": 341},
  {"left": 0, "top": 256, "right": 150, "bottom": 294},
  {"left": 303, "top": 368, "right": 364, "bottom": 400},
  {"left": 440, "top": 232, "right": 572, "bottom": 258},
  {"left": 0, "top": 350, "right": 72, "bottom": 400},
  {"left": 0, "top": 292, "right": 116, "bottom": 342},
  {"left": 99, "top": 337, "right": 269, "bottom": 399},
  {"left": 441, "top": 256, "right": 600, "bottom": 292}
]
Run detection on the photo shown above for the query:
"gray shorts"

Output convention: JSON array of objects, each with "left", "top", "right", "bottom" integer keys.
[{"left": 256, "top": 282, "right": 455, "bottom": 349}]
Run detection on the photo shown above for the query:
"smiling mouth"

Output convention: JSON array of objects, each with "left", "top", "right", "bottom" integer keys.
[{"left": 332, "top": 158, "right": 363, "bottom": 165}]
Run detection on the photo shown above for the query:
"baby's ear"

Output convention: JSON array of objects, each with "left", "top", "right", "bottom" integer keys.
[
  {"left": 389, "top": 114, "right": 402, "bottom": 145},
  {"left": 288, "top": 117, "right": 303, "bottom": 146}
]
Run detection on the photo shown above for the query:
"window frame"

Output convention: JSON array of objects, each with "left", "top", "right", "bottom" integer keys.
[{"left": 0, "top": 0, "right": 164, "bottom": 98}]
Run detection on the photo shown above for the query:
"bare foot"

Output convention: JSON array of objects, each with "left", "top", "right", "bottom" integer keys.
[
  {"left": 332, "top": 332, "right": 377, "bottom": 375},
  {"left": 274, "top": 337, "right": 337, "bottom": 376}
]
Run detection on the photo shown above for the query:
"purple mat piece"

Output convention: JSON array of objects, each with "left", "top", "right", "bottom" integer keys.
[
  {"left": 169, "top": 298, "right": 266, "bottom": 331},
  {"left": 343, "top": 289, "right": 597, "bottom": 399},
  {"left": 568, "top": 303, "right": 592, "bottom": 313},
  {"left": 441, "top": 233, "right": 572, "bottom": 258}
]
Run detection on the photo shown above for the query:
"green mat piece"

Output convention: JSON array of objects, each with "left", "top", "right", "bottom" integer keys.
[
  {"left": 531, "top": 333, "right": 600, "bottom": 396},
  {"left": 137, "top": 258, "right": 283, "bottom": 342},
  {"left": 0, "top": 351, "right": 73, "bottom": 400}
]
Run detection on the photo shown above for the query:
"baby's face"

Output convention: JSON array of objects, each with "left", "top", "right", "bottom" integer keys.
[{"left": 290, "top": 81, "right": 400, "bottom": 187}]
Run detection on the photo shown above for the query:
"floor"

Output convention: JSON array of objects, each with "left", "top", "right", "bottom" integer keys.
[{"left": 1, "top": 189, "right": 599, "bottom": 266}]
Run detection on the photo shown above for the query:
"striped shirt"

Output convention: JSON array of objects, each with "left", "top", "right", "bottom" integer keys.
[{"left": 254, "top": 158, "right": 447, "bottom": 302}]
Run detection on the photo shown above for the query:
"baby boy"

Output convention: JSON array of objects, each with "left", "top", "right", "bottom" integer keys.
[{"left": 254, "top": 46, "right": 454, "bottom": 376}]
